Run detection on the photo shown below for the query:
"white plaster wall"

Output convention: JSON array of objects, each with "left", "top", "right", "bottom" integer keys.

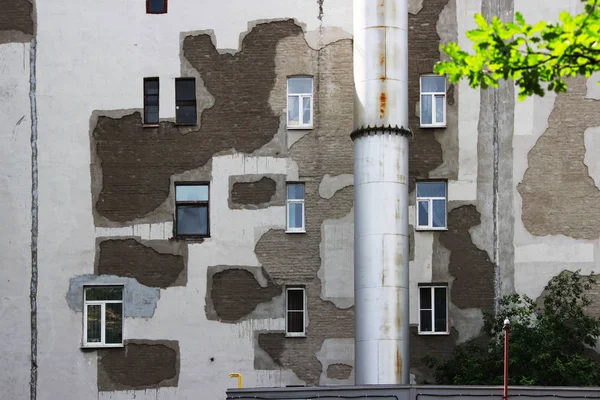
[
  {"left": 0, "top": 41, "right": 33, "bottom": 400},
  {"left": 33, "top": 0, "right": 350, "bottom": 398},
  {"left": 512, "top": 0, "right": 600, "bottom": 301}
]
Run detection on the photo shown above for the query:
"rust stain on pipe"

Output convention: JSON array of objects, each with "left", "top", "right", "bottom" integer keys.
[
  {"left": 379, "top": 92, "right": 387, "bottom": 119},
  {"left": 379, "top": 54, "right": 385, "bottom": 66},
  {"left": 396, "top": 349, "right": 402, "bottom": 377}
]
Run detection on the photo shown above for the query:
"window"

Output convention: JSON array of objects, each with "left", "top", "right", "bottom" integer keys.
[
  {"left": 83, "top": 286, "right": 123, "bottom": 347},
  {"left": 287, "top": 77, "right": 313, "bottom": 128},
  {"left": 420, "top": 75, "right": 446, "bottom": 127},
  {"left": 175, "top": 78, "right": 197, "bottom": 125},
  {"left": 175, "top": 183, "right": 209, "bottom": 237},
  {"left": 146, "top": 0, "right": 167, "bottom": 13},
  {"left": 286, "top": 183, "right": 305, "bottom": 232},
  {"left": 416, "top": 181, "right": 447, "bottom": 230},
  {"left": 418, "top": 285, "right": 448, "bottom": 334},
  {"left": 286, "top": 287, "right": 306, "bottom": 336},
  {"left": 144, "top": 78, "right": 159, "bottom": 125}
]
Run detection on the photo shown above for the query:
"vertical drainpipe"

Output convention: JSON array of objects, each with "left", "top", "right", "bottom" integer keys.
[{"left": 352, "top": 0, "right": 411, "bottom": 385}]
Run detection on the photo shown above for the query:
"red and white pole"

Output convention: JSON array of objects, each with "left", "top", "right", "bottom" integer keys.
[{"left": 503, "top": 318, "right": 510, "bottom": 400}]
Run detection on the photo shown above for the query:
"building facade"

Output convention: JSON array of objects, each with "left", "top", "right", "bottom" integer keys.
[{"left": 1, "top": 0, "right": 599, "bottom": 399}]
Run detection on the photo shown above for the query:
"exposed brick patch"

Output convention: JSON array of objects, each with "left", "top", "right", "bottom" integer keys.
[
  {"left": 252, "top": 32, "right": 355, "bottom": 385},
  {"left": 231, "top": 177, "right": 277, "bottom": 206},
  {"left": 408, "top": 0, "right": 451, "bottom": 191},
  {"left": 0, "top": 0, "right": 34, "bottom": 38},
  {"left": 210, "top": 268, "right": 281, "bottom": 322},
  {"left": 257, "top": 333, "right": 286, "bottom": 367},
  {"left": 440, "top": 206, "right": 495, "bottom": 311},
  {"left": 326, "top": 363, "right": 352, "bottom": 380},
  {"left": 519, "top": 78, "right": 600, "bottom": 240},
  {"left": 96, "top": 239, "right": 186, "bottom": 288},
  {"left": 410, "top": 327, "right": 458, "bottom": 383},
  {"left": 97, "top": 340, "right": 179, "bottom": 391},
  {"left": 92, "top": 20, "right": 303, "bottom": 223}
]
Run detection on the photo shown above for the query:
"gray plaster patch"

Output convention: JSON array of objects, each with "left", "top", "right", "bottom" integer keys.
[
  {"left": 584, "top": 126, "right": 600, "bottom": 189},
  {"left": 318, "top": 209, "right": 354, "bottom": 309},
  {"left": 449, "top": 305, "right": 484, "bottom": 344},
  {"left": 315, "top": 338, "right": 354, "bottom": 385},
  {"left": 304, "top": 27, "right": 353, "bottom": 50},
  {"left": 228, "top": 174, "right": 287, "bottom": 210},
  {"left": 586, "top": 73, "right": 600, "bottom": 100},
  {"left": 66, "top": 275, "right": 160, "bottom": 318},
  {"left": 318, "top": 174, "right": 354, "bottom": 199},
  {"left": 409, "top": 0, "right": 425, "bottom": 14}
]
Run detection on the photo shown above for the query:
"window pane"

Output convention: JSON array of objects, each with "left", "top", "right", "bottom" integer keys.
[
  {"left": 432, "top": 199, "right": 447, "bottom": 228},
  {"left": 105, "top": 303, "right": 123, "bottom": 344},
  {"left": 145, "top": 95, "right": 159, "bottom": 106},
  {"left": 86, "top": 287, "right": 123, "bottom": 301},
  {"left": 149, "top": 0, "right": 166, "bottom": 12},
  {"left": 287, "top": 311, "right": 304, "bottom": 333},
  {"left": 87, "top": 305, "right": 101, "bottom": 343},
  {"left": 435, "top": 95, "right": 445, "bottom": 123},
  {"left": 176, "top": 105, "right": 197, "bottom": 125},
  {"left": 177, "top": 205, "right": 208, "bottom": 236},
  {"left": 288, "top": 77, "right": 312, "bottom": 94},
  {"left": 302, "top": 97, "right": 311, "bottom": 125},
  {"left": 287, "top": 289, "right": 304, "bottom": 311},
  {"left": 288, "top": 203, "right": 304, "bottom": 229},
  {"left": 417, "top": 182, "right": 446, "bottom": 198},
  {"left": 421, "top": 94, "right": 432, "bottom": 125},
  {"left": 288, "top": 96, "right": 299, "bottom": 125},
  {"left": 417, "top": 200, "right": 429, "bottom": 227},
  {"left": 287, "top": 184, "right": 304, "bottom": 200},
  {"left": 144, "top": 79, "right": 159, "bottom": 95},
  {"left": 421, "top": 76, "right": 446, "bottom": 92},
  {"left": 176, "top": 185, "right": 208, "bottom": 201},
  {"left": 419, "top": 287, "right": 432, "bottom": 309},
  {"left": 420, "top": 310, "right": 432, "bottom": 332},
  {"left": 145, "top": 107, "right": 159, "bottom": 125},
  {"left": 434, "top": 288, "right": 447, "bottom": 332},
  {"left": 176, "top": 79, "right": 196, "bottom": 101}
]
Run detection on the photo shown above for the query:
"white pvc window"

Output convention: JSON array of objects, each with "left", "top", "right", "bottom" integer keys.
[
  {"left": 287, "top": 77, "right": 313, "bottom": 128},
  {"left": 286, "top": 287, "right": 306, "bottom": 336},
  {"left": 420, "top": 76, "right": 446, "bottom": 127},
  {"left": 416, "top": 181, "right": 447, "bottom": 230},
  {"left": 83, "top": 286, "right": 124, "bottom": 347},
  {"left": 286, "top": 183, "right": 305, "bottom": 233},
  {"left": 418, "top": 285, "right": 449, "bottom": 334}
]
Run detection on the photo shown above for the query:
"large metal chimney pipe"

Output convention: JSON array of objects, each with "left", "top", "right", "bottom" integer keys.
[{"left": 352, "top": 0, "right": 411, "bottom": 385}]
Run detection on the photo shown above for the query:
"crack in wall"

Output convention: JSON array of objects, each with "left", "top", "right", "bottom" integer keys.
[{"left": 28, "top": 36, "right": 38, "bottom": 400}]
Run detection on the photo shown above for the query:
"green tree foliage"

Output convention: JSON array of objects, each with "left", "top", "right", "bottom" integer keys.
[
  {"left": 434, "top": 0, "right": 600, "bottom": 99},
  {"left": 424, "top": 271, "right": 600, "bottom": 386}
]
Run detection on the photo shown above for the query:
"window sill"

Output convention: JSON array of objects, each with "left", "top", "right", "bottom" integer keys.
[
  {"left": 81, "top": 343, "right": 124, "bottom": 349},
  {"left": 143, "top": 123, "right": 160, "bottom": 128},
  {"left": 285, "top": 333, "right": 307, "bottom": 338},
  {"left": 287, "top": 125, "right": 313, "bottom": 130},
  {"left": 285, "top": 229, "right": 306, "bottom": 234},
  {"left": 173, "top": 235, "right": 210, "bottom": 241},
  {"left": 417, "top": 331, "right": 450, "bottom": 336},
  {"left": 420, "top": 124, "right": 447, "bottom": 129},
  {"left": 415, "top": 227, "right": 448, "bottom": 232}
]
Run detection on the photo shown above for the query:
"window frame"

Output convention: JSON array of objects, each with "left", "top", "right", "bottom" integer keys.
[
  {"left": 415, "top": 181, "right": 448, "bottom": 231},
  {"left": 143, "top": 77, "right": 159, "bottom": 126},
  {"left": 286, "top": 182, "right": 306, "bottom": 233},
  {"left": 174, "top": 182, "right": 210, "bottom": 239},
  {"left": 175, "top": 78, "right": 197, "bottom": 126},
  {"left": 287, "top": 77, "right": 314, "bottom": 129},
  {"left": 146, "top": 0, "right": 168, "bottom": 14},
  {"left": 418, "top": 284, "right": 449, "bottom": 335},
  {"left": 420, "top": 75, "right": 447, "bottom": 128},
  {"left": 285, "top": 286, "right": 306, "bottom": 337},
  {"left": 82, "top": 285, "right": 124, "bottom": 348}
]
